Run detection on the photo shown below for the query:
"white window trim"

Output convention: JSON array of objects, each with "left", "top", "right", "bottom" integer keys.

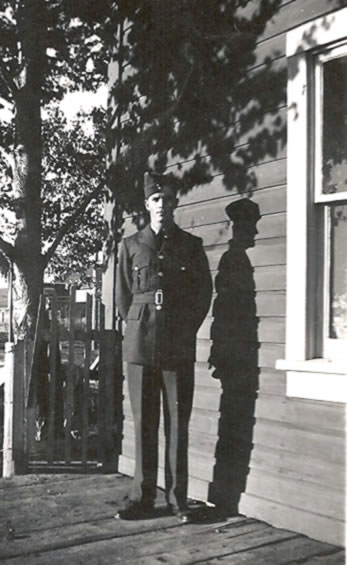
[{"left": 276, "top": 8, "right": 347, "bottom": 404}]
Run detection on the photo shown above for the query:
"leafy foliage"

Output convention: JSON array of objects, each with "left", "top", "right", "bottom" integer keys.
[
  {"left": 41, "top": 105, "right": 106, "bottom": 284},
  {"left": 0, "top": 103, "right": 106, "bottom": 283},
  {"left": 0, "top": 0, "right": 112, "bottom": 288},
  {"left": 107, "top": 0, "right": 287, "bottom": 219}
]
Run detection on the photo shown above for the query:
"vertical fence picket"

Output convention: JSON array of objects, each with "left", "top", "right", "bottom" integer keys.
[
  {"left": 65, "top": 286, "right": 76, "bottom": 464},
  {"left": 47, "top": 292, "right": 58, "bottom": 464},
  {"left": 97, "top": 304, "right": 105, "bottom": 466},
  {"left": 81, "top": 293, "right": 92, "bottom": 468}
]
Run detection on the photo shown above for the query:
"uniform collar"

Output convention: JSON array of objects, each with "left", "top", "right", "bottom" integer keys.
[{"left": 140, "top": 223, "right": 178, "bottom": 249}]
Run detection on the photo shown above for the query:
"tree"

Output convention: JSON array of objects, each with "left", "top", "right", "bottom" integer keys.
[
  {"left": 0, "top": 0, "right": 288, "bottom": 340},
  {"left": 1, "top": 103, "right": 106, "bottom": 286},
  {"left": 41, "top": 104, "right": 106, "bottom": 285},
  {"left": 0, "top": 0, "right": 112, "bottom": 338}
]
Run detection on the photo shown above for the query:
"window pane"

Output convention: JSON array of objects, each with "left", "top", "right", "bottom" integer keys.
[
  {"left": 322, "top": 56, "right": 347, "bottom": 195},
  {"left": 329, "top": 204, "right": 347, "bottom": 340}
]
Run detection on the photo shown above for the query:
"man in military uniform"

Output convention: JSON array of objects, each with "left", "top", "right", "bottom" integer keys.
[{"left": 116, "top": 172, "right": 212, "bottom": 522}]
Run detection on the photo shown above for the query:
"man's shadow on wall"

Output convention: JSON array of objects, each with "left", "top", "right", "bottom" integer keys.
[{"left": 207, "top": 198, "right": 260, "bottom": 518}]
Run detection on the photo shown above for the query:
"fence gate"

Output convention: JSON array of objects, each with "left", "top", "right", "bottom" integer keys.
[{"left": 16, "top": 287, "right": 123, "bottom": 473}]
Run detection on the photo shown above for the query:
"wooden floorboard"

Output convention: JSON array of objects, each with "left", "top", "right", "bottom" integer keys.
[{"left": 0, "top": 473, "right": 344, "bottom": 565}]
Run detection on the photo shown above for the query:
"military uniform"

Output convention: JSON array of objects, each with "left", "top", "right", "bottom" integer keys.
[{"left": 116, "top": 185, "right": 212, "bottom": 514}]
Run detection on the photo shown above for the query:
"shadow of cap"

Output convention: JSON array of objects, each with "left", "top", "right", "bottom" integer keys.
[{"left": 225, "top": 199, "right": 260, "bottom": 223}]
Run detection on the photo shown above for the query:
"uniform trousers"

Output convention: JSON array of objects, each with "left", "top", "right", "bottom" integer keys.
[{"left": 127, "top": 362, "right": 194, "bottom": 510}]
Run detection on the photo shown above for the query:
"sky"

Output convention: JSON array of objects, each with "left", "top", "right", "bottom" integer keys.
[{"left": 60, "top": 86, "right": 107, "bottom": 120}]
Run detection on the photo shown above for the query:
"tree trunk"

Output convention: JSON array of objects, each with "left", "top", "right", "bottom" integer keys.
[{"left": 11, "top": 0, "right": 46, "bottom": 339}]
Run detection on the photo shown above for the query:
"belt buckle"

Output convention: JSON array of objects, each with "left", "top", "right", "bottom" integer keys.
[{"left": 155, "top": 289, "right": 163, "bottom": 310}]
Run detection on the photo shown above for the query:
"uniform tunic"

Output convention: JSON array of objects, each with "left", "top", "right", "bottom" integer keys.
[{"left": 116, "top": 223, "right": 212, "bottom": 369}]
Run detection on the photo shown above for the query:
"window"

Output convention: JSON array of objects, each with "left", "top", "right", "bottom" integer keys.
[
  {"left": 315, "top": 47, "right": 347, "bottom": 360},
  {"left": 276, "top": 8, "right": 347, "bottom": 403}
]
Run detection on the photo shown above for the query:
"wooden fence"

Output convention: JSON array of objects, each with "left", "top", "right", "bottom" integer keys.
[{"left": 4, "top": 286, "right": 123, "bottom": 474}]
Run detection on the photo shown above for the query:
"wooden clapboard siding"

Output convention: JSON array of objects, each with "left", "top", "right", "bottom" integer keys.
[
  {"left": 254, "top": 395, "right": 345, "bottom": 433},
  {"left": 240, "top": 494, "right": 345, "bottom": 548},
  {"left": 177, "top": 187, "right": 286, "bottom": 231},
  {"left": 254, "top": 264, "right": 286, "bottom": 290},
  {"left": 245, "top": 468, "right": 343, "bottom": 521},
  {"left": 252, "top": 418, "right": 344, "bottom": 465},
  {"left": 117, "top": 0, "right": 346, "bottom": 549},
  {"left": 198, "top": 316, "right": 285, "bottom": 343},
  {"left": 258, "top": 368, "right": 287, "bottom": 396},
  {"left": 184, "top": 212, "right": 286, "bottom": 245},
  {"left": 205, "top": 238, "right": 286, "bottom": 271},
  {"left": 246, "top": 442, "right": 345, "bottom": 489},
  {"left": 177, "top": 159, "right": 287, "bottom": 205},
  {"left": 258, "top": 0, "right": 345, "bottom": 42}
]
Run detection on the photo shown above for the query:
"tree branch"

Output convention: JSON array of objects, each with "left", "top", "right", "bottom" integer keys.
[
  {"left": 0, "top": 236, "right": 14, "bottom": 263},
  {"left": 0, "top": 60, "right": 19, "bottom": 99},
  {"left": 43, "top": 180, "right": 104, "bottom": 266}
]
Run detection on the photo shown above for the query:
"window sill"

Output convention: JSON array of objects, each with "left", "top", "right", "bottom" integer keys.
[{"left": 276, "top": 358, "right": 347, "bottom": 403}]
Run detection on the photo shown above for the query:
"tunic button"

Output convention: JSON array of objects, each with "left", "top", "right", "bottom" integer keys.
[
  {"left": 181, "top": 266, "right": 186, "bottom": 271},
  {"left": 158, "top": 272, "right": 164, "bottom": 277},
  {"left": 158, "top": 254, "right": 164, "bottom": 260}
]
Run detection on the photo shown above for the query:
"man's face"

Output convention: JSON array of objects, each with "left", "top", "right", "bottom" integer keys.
[{"left": 145, "top": 186, "right": 178, "bottom": 230}]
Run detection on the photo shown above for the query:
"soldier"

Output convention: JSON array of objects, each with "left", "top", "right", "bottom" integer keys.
[{"left": 116, "top": 171, "right": 212, "bottom": 522}]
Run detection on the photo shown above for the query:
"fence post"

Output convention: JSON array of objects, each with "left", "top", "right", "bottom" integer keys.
[
  {"left": 65, "top": 285, "right": 76, "bottom": 464},
  {"left": 81, "top": 293, "right": 92, "bottom": 468},
  {"left": 2, "top": 342, "right": 15, "bottom": 477},
  {"left": 47, "top": 293, "right": 58, "bottom": 464}
]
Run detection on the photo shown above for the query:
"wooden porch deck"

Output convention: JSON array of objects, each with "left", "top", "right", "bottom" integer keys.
[{"left": 0, "top": 471, "right": 344, "bottom": 564}]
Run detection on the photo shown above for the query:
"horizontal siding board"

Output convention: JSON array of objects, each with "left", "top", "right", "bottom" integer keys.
[
  {"left": 255, "top": 394, "right": 346, "bottom": 432},
  {"left": 258, "top": 343, "right": 285, "bottom": 368},
  {"left": 194, "top": 362, "right": 222, "bottom": 389},
  {"left": 253, "top": 33, "right": 286, "bottom": 68},
  {"left": 249, "top": 443, "right": 345, "bottom": 489},
  {"left": 258, "top": 368, "right": 287, "bottom": 396},
  {"left": 244, "top": 469, "right": 344, "bottom": 521},
  {"left": 198, "top": 316, "right": 285, "bottom": 343},
  {"left": 252, "top": 420, "right": 345, "bottom": 465},
  {"left": 254, "top": 265, "right": 286, "bottom": 291},
  {"left": 165, "top": 98, "right": 287, "bottom": 173},
  {"left": 206, "top": 238, "right": 286, "bottom": 271},
  {"left": 185, "top": 213, "right": 286, "bottom": 246},
  {"left": 190, "top": 407, "right": 219, "bottom": 435},
  {"left": 196, "top": 339, "right": 285, "bottom": 367},
  {"left": 247, "top": 238, "right": 286, "bottom": 267},
  {"left": 259, "top": 0, "right": 344, "bottom": 44},
  {"left": 178, "top": 185, "right": 286, "bottom": 230},
  {"left": 178, "top": 159, "right": 287, "bottom": 206},
  {"left": 258, "top": 317, "right": 285, "bottom": 342},
  {"left": 256, "top": 292, "right": 286, "bottom": 316},
  {"left": 192, "top": 385, "right": 221, "bottom": 412},
  {"left": 239, "top": 493, "right": 345, "bottom": 547}
]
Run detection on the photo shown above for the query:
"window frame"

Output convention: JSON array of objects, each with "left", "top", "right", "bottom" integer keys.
[{"left": 276, "top": 8, "right": 347, "bottom": 403}]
